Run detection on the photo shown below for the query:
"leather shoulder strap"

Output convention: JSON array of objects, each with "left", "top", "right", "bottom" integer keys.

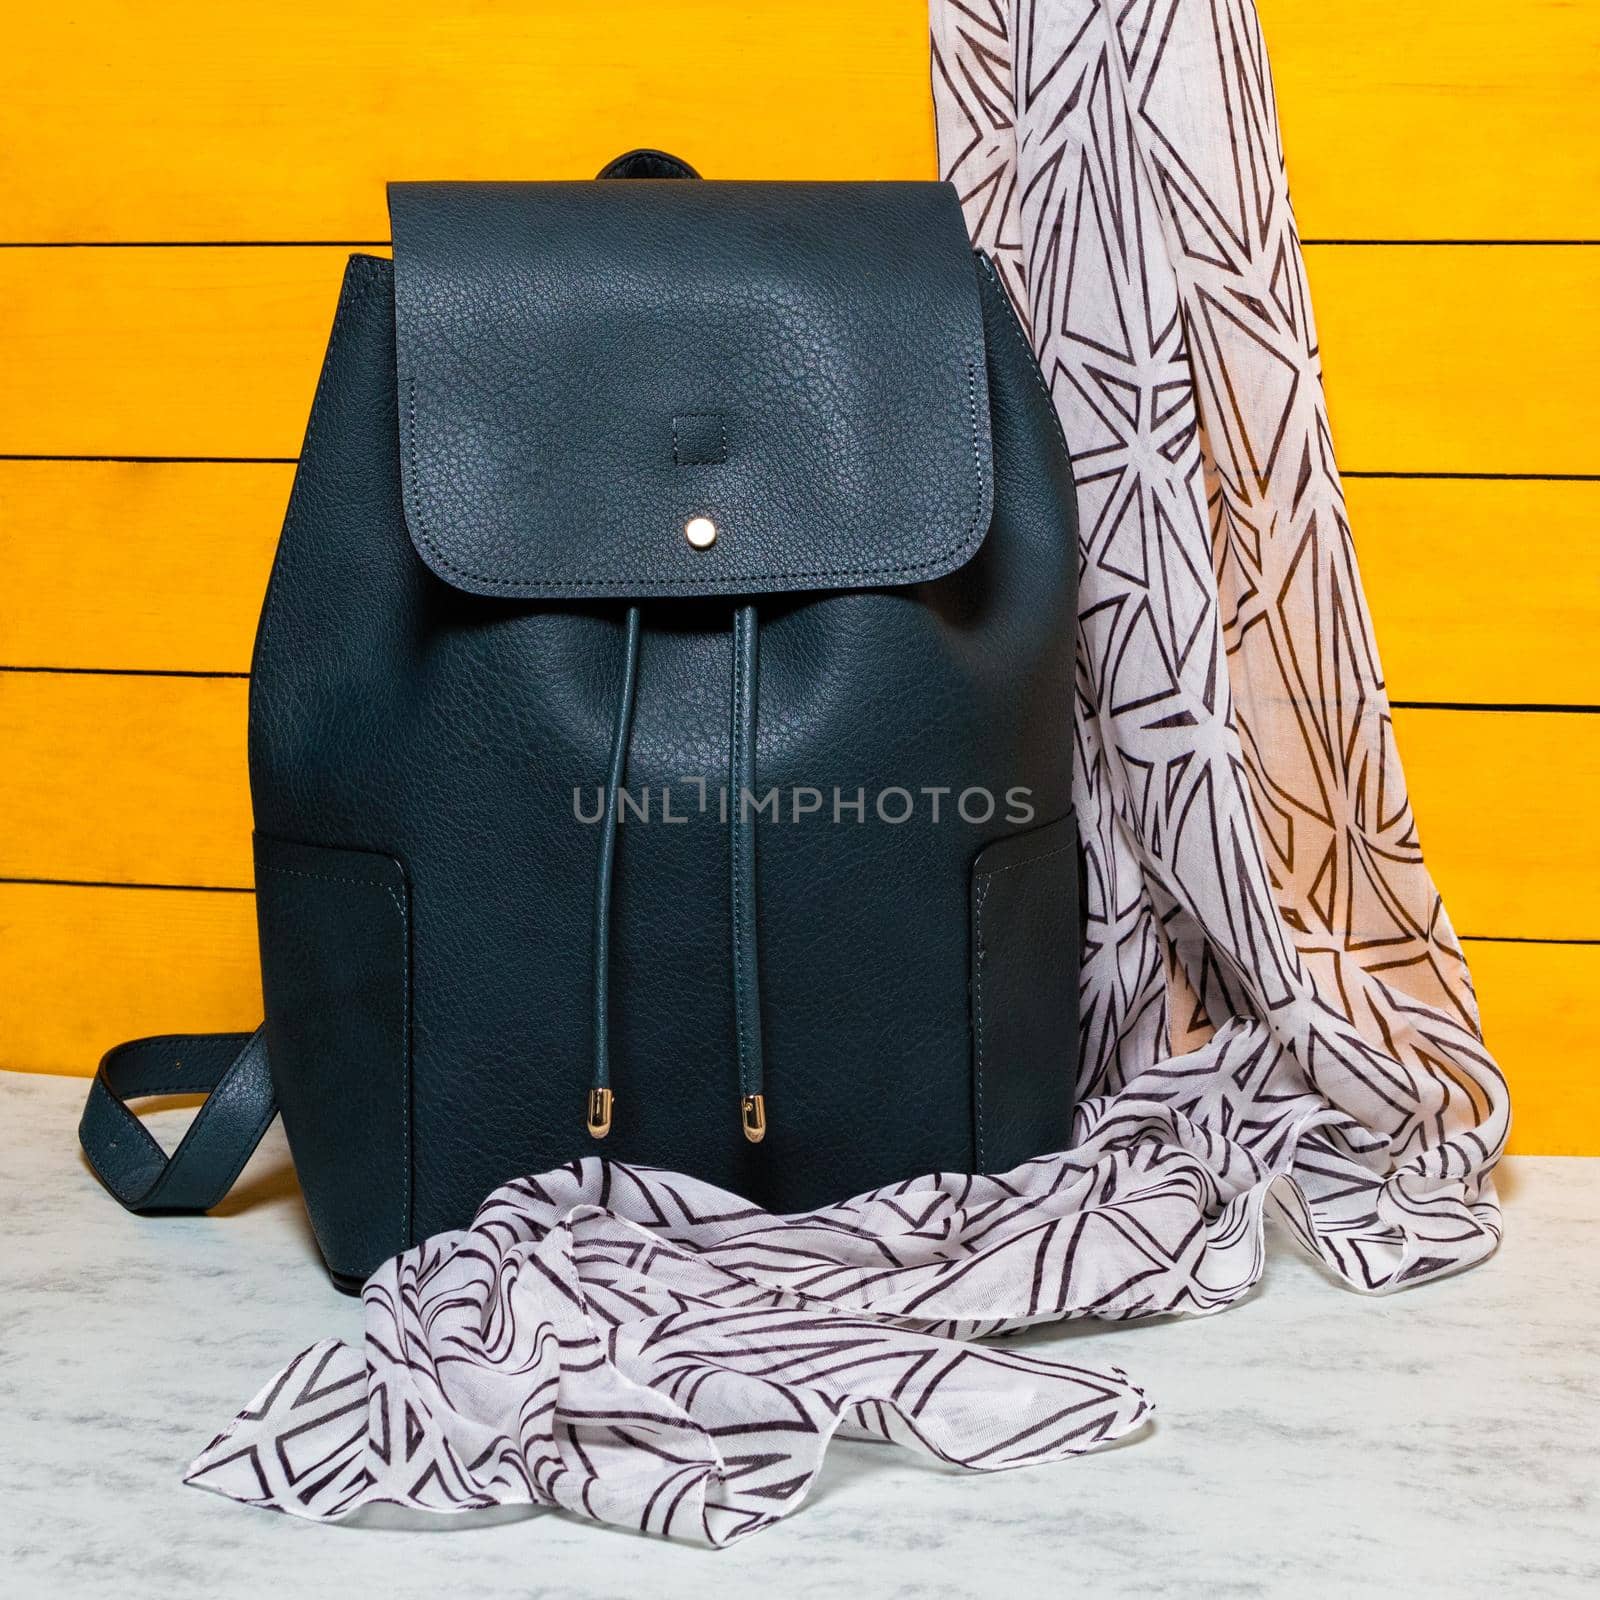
[{"left": 79, "top": 1028, "right": 277, "bottom": 1213}]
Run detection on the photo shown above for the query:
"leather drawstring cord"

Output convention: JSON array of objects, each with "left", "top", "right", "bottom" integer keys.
[
  {"left": 729, "top": 604, "right": 767, "bottom": 1142},
  {"left": 586, "top": 604, "right": 642, "bottom": 1138},
  {"left": 587, "top": 602, "right": 767, "bottom": 1144}
]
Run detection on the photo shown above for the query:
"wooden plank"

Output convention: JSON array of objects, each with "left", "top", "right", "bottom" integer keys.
[
  {"left": 1345, "top": 478, "right": 1600, "bottom": 707},
  {"left": 1394, "top": 709, "right": 1600, "bottom": 943},
  {"left": 0, "top": 245, "right": 350, "bottom": 459},
  {"left": 4, "top": 244, "right": 1595, "bottom": 471},
  {"left": 1468, "top": 939, "right": 1600, "bottom": 1158},
  {"left": 0, "top": 882, "right": 1587, "bottom": 1158},
  {"left": 0, "top": 461, "right": 286, "bottom": 673},
  {"left": 1, "top": 0, "right": 937, "bottom": 243},
  {"left": 0, "top": 673, "right": 251, "bottom": 889},
  {"left": 1259, "top": 0, "right": 1600, "bottom": 240},
  {"left": 1304, "top": 244, "right": 1600, "bottom": 475},
  {"left": 0, "top": 884, "right": 260, "bottom": 1076},
  {"left": 4, "top": 464, "right": 1593, "bottom": 701},
  {"left": 1, "top": 675, "right": 1595, "bottom": 942},
  {"left": 4, "top": 5, "right": 1594, "bottom": 242}
]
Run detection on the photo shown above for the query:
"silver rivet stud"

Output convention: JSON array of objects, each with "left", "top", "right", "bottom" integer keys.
[{"left": 684, "top": 515, "right": 717, "bottom": 550}]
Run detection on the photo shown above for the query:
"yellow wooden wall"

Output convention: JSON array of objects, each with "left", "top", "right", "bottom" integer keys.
[{"left": 1, "top": 2, "right": 1595, "bottom": 1152}]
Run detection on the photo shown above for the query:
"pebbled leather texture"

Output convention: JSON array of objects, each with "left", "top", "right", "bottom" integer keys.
[
  {"left": 253, "top": 835, "right": 411, "bottom": 1279},
  {"left": 387, "top": 181, "right": 992, "bottom": 599},
  {"left": 969, "top": 811, "right": 1081, "bottom": 1172},
  {"left": 241, "top": 167, "right": 1082, "bottom": 1276}
]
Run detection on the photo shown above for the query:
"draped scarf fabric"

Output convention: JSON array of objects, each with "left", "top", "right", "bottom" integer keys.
[{"left": 185, "top": 0, "right": 1509, "bottom": 1544}]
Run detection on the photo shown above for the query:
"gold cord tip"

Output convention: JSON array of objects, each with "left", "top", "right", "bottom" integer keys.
[
  {"left": 741, "top": 1093, "right": 766, "bottom": 1144},
  {"left": 586, "top": 1086, "right": 613, "bottom": 1139}
]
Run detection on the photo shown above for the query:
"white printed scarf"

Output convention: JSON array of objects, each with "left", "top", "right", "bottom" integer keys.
[{"left": 187, "top": 0, "right": 1509, "bottom": 1543}]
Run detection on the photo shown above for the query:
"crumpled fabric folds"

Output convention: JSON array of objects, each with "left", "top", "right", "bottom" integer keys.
[
  {"left": 188, "top": 0, "right": 1508, "bottom": 1544},
  {"left": 190, "top": 1160, "right": 1169, "bottom": 1543}
]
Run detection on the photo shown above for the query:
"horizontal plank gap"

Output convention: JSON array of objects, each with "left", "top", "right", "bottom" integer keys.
[
  {"left": 0, "top": 239, "right": 390, "bottom": 249},
  {"left": 6, "top": 665, "right": 1594, "bottom": 712},
  {"left": 1301, "top": 239, "right": 1600, "bottom": 248},
  {"left": 1343, "top": 471, "right": 1600, "bottom": 482},
  {"left": 7, "top": 459, "right": 1596, "bottom": 482},
  {"left": 0, "top": 453, "right": 297, "bottom": 464},
  {"left": 0, "top": 665, "right": 250, "bottom": 680},
  {"left": 1, "top": 877, "right": 1593, "bottom": 948},
  {"left": 0, "top": 876, "right": 253, "bottom": 893}
]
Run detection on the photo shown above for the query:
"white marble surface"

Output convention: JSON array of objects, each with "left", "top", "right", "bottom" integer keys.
[{"left": 0, "top": 1068, "right": 1595, "bottom": 1598}]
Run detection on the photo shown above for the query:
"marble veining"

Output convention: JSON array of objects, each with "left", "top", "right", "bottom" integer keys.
[{"left": 1, "top": 1071, "right": 1595, "bottom": 1598}]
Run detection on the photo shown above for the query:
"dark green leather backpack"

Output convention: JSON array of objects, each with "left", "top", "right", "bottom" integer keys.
[{"left": 81, "top": 152, "right": 1082, "bottom": 1288}]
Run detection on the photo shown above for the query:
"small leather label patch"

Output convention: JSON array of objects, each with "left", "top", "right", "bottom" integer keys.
[{"left": 673, "top": 412, "right": 727, "bottom": 466}]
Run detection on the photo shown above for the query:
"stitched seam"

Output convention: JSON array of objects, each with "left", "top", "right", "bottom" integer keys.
[
  {"left": 976, "top": 252, "right": 1075, "bottom": 471},
  {"left": 673, "top": 412, "right": 727, "bottom": 466},
  {"left": 259, "top": 864, "right": 404, "bottom": 908},
  {"left": 971, "top": 823, "right": 1078, "bottom": 1172},
  {"left": 258, "top": 859, "right": 410, "bottom": 1251},
  {"left": 973, "top": 841, "right": 1077, "bottom": 884},
  {"left": 401, "top": 355, "right": 987, "bottom": 591}
]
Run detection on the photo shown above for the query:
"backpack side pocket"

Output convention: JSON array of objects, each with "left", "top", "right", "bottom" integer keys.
[
  {"left": 970, "top": 811, "right": 1081, "bottom": 1173},
  {"left": 254, "top": 834, "right": 410, "bottom": 1283}
]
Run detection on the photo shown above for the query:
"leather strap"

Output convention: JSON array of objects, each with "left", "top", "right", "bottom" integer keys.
[
  {"left": 79, "top": 1028, "right": 277, "bottom": 1213},
  {"left": 594, "top": 148, "right": 701, "bottom": 181},
  {"left": 729, "top": 604, "right": 766, "bottom": 1132},
  {"left": 588, "top": 602, "right": 643, "bottom": 1132}
]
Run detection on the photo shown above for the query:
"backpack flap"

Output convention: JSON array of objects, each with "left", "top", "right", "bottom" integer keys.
[{"left": 387, "top": 180, "right": 993, "bottom": 599}]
